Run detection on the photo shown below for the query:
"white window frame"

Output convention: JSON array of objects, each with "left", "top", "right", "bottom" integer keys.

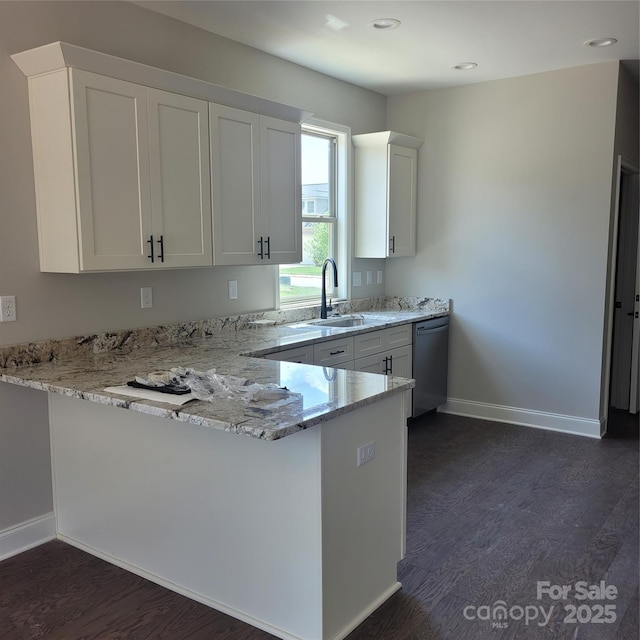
[{"left": 276, "top": 118, "right": 351, "bottom": 308}]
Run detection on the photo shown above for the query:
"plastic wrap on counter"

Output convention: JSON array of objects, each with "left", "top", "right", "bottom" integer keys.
[{"left": 134, "top": 367, "right": 295, "bottom": 406}]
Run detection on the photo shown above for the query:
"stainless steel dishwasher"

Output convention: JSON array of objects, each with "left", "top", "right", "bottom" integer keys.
[{"left": 412, "top": 316, "right": 449, "bottom": 417}]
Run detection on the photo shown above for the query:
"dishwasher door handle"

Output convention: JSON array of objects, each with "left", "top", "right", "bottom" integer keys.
[{"left": 416, "top": 325, "right": 449, "bottom": 336}]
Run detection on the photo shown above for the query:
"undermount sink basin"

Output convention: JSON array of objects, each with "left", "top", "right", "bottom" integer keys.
[
  {"left": 306, "top": 315, "right": 366, "bottom": 328},
  {"left": 286, "top": 315, "right": 370, "bottom": 330}
]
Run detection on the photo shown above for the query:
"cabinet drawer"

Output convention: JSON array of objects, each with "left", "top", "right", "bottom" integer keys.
[
  {"left": 313, "top": 337, "right": 354, "bottom": 367},
  {"left": 354, "top": 324, "right": 412, "bottom": 358},
  {"left": 386, "top": 324, "right": 413, "bottom": 350},
  {"left": 264, "top": 344, "right": 314, "bottom": 364}
]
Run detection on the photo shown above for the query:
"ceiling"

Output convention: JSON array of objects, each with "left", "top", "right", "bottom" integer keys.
[{"left": 135, "top": 1, "right": 640, "bottom": 95}]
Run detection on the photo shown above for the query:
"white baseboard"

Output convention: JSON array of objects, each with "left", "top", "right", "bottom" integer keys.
[
  {"left": 330, "top": 581, "right": 402, "bottom": 640},
  {"left": 0, "top": 513, "right": 56, "bottom": 561},
  {"left": 440, "top": 398, "right": 602, "bottom": 438},
  {"left": 58, "top": 534, "right": 400, "bottom": 640}
]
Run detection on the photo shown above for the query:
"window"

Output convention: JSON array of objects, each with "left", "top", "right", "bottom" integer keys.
[{"left": 278, "top": 121, "right": 349, "bottom": 306}]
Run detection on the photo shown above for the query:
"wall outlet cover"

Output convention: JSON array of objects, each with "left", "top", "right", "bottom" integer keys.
[
  {"left": 353, "top": 272, "right": 362, "bottom": 287},
  {"left": 357, "top": 441, "right": 375, "bottom": 466},
  {"left": 0, "top": 295, "right": 17, "bottom": 322}
]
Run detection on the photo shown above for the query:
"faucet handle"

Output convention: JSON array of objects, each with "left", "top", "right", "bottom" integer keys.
[{"left": 327, "top": 298, "right": 333, "bottom": 313}]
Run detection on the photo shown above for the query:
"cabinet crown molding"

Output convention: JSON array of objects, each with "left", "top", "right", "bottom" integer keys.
[
  {"left": 11, "top": 41, "right": 312, "bottom": 124},
  {"left": 352, "top": 130, "right": 423, "bottom": 150}
]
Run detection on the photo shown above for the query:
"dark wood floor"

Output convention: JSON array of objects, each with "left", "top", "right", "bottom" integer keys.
[{"left": 1, "top": 413, "right": 637, "bottom": 639}]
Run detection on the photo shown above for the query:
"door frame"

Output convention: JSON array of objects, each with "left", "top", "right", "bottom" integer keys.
[{"left": 601, "top": 155, "right": 640, "bottom": 433}]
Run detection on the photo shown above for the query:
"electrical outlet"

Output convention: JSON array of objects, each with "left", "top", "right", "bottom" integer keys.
[
  {"left": 140, "top": 287, "right": 153, "bottom": 309},
  {"left": 0, "top": 296, "right": 16, "bottom": 322},
  {"left": 353, "top": 271, "right": 362, "bottom": 287},
  {"left": 357, "top": 441, "right": 375, "bottom": 466},
  {"left": 228, "top": 280, "right": 238, "bottom": 300},
  {"left": 377, "top": 270, "right": 383, "bottom": 285},
  {"left": 366, "top": 270, "right": 373, "bottom": 285}
]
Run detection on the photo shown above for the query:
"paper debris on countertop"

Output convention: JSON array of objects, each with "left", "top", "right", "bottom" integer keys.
[
  {"left": 104, "top": 386, "right": 195, "bottom": 406},
  {"left": 111, "top": 367, "right": 300, "bottom": 407}
]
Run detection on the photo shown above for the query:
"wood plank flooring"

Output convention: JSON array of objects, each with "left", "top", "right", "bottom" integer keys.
[{"left": 1, "top": 412, "right": 637, "bottom": 639}]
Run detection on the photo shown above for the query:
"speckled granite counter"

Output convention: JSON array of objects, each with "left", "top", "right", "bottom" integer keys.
[{"left": 0, "top": 297, "right": 449, "bottom": 440}]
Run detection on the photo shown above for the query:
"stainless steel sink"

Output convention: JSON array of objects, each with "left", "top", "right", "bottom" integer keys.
[
  {"left": 306, "top": 315, "right": 366, "bottom": 328},
  {"left": 287, "top": 315, "right": 368, "bottom": 329}
]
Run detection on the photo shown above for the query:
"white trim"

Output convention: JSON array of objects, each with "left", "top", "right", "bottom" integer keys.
[
  {"left": 440, "top": 398, "right": 602, "bottom": 439},
  {"left": 11, "top": 42, "right": 312, "bottom": 124},
  {"left": 328, "top": 582, "right": 402, "bottom": 640},
  {"left": 58, "top": 534, "right": 399, "bottom": 640},
  {"left": 278, "top": 118, "right": 352, "bottom": 307},
  {"left": 0, "top": 513, "right": 56, "bottom": 561},
  {"left": 602, "top": 156, "right": 640, "bottom": 431}
]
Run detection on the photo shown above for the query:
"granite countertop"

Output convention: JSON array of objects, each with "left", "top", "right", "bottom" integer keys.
[{"left": 0, "top": 298, "right": 449, "bottom": 440}]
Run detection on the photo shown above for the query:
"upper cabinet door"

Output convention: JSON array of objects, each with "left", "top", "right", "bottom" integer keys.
[
  {"left": 147, "top": 89, "right": 212, "bottom": 268},
  {"left": 71, "top": 69, "right": 153, "bottom": 271},
  {"left": 210, "top": 104, "right": 261, "bottom": 265},
  {"left": 353, "top": 131, "right": 422, "bottom": 259},
  {"left": 387, "top": 144, "right": 417, "bottom": 258},
  {"left": 259, "top": 116, "right": 302, "bottom": 264}
]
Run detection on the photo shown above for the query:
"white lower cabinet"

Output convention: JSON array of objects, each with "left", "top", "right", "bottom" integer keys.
[
  {"left": 354, "top": 344, "right": 412, "bottom": 377},
  {"left": 264, "top": 344, "right": 314, "bottom": 364},
  {"left": 354, "top": 325, "right": 413, "bottom": 377},
  {"left": 312, "top": 337, "right": 355, "bottom": 367},
  {"left": 264, "top": 324, "right": 414, "bottom": 380}
]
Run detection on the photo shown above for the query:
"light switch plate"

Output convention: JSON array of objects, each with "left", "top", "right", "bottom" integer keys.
[
  {"left": 140, "top": 287, "right": 153, "bottom": 309},
  {"left": 228, "top": 280, "right": 238, "bottom": 300},
  {"left": 353, "top": 272, "right": 361, "bottom": 287},
  {"left": 377, "top": 270, "right": 383, "bottom": 285},
  {"left": 366, "top": 271, "right": 373, "bottom": 285}
]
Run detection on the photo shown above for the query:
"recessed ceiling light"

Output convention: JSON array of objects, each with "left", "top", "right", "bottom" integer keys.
[
  {"left": 370, "top": 18, "right": 401, "bottom": 31},
  {"left": 585, "top": 37, "right": 618, "bottom": 47},
  {"left": 452, "top": 62, "right": 478, "bottom": 71}
]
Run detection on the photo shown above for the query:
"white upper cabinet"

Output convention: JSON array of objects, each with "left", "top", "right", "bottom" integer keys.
[
  {"left": 147, "top": 89, "right": 212, "bottom": 268},
  {"left": 72, "top": 71, "right": 153, "bottom": 271},
  {"left": 209, "top": 105, "right": 261, "bottom": 265},
  {"left": 13, "top": 42, "right": 309, "bottom": 273},
  {"left": 210, "top": 104, "right": 302, "bottom": 265},
  {"left": 353, "top": 131, "right": 423, "bottom": 259},
  {"left": 24, "top": 68, "right": 211, "bottom": 272}
]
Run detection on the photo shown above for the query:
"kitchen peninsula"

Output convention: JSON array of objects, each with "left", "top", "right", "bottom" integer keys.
[{"left": 0, "top": 297, "right": 448, "bottom": 640}]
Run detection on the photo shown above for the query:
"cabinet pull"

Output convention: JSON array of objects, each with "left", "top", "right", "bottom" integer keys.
[
  {"left": 383, "top": 355, "right": 393, "bottom": 374},
  {"left": 265, "top": 236, "right": 271, "bottom": 259},
  {"left": 329, "top": 349, "right": 345, "bottom": 356},
  {"left": 257, "top": 237, "right": 264, "bottom": 259},
  {"left": 147, "top": 235, "right": 155, "bottom": 263},
  {"left": 389, "top": 236, "right": 396, "bottom": 254},
  {"left": 157, "top": 235, "right": 165, "bottom": 263}
]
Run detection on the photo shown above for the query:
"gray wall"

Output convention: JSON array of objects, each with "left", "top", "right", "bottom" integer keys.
[
  {"left": 0, "top": 0, "right": 386, "bottom": 348},
  {"left": 0, "top": 0, "right": 385, "bottom": 534},
  {"left": 0, "top": 384, "right": 52, "bottom": 530},
  {"left": 386, "top": 62, "right": 621, "bottom": 424}
]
